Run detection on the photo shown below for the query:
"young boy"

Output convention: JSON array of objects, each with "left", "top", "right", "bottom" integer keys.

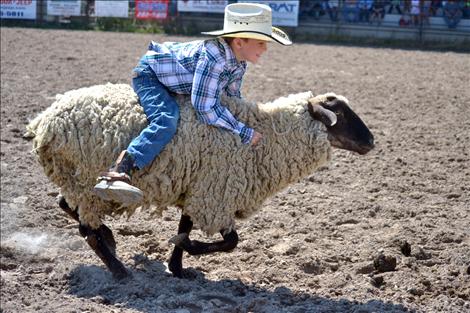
[{"left": 94, "top": 3, "right": 292, "bottom": 204}]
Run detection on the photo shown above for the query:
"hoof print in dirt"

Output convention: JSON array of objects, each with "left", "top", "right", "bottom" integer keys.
[
  {"left": 399, "top": 240, "right": 411, "bottom": 257},
  {"left": 414, "top": 247, "right": 432, "bottom": 260},
  {"left": 369, "top": 275, "right": 385, "bottom": 288},
  {"left": 373, "top": 253, "right": 397, "bottom": 273}
]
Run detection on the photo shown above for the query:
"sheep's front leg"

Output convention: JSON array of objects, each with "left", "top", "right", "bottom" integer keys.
[
  {"left": 170, "top": 228, "right": 239, "bottom": 256},
  {"left": 58, "top": 195, "right": 79, "bottom": 222},
  {"left": 59, "top": 196, "right": 116, "bottom": 254},
  {"left": 58, "top": 196, "right": 126, "bottom": 279},
  {"left": 168, "top": 214, "right": 193, "bottom": 278},
  {"left": 79, "top": 223, "right": 129, "bottom": 280}
]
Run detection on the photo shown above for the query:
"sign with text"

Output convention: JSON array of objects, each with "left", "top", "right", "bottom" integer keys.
[
  {"left": 135, "top": 0, "right": 168, "bottom": 20},
  {"left": 238, "top": 0, "right": 299, "bottom": 27},
  {"left": 177, "top": 0, "right": 227, "bottom": 13},
  {"left": 47, "top": 0, "right": 81, "bottom": 16},
  {"left": 95, "top": 0, "right": 129, "bottom": 18},
  {"left": 1, "top": 0, "right": 36, "bottom": 19}
]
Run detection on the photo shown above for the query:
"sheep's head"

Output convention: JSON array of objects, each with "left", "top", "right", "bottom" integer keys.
[{"left": 307, "top": 94, "right": 374, "bottom": 155}]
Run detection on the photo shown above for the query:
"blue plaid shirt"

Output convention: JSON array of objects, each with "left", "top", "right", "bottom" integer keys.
[{"left": 139, "top": 38, "right": 253, "bottom": 144}]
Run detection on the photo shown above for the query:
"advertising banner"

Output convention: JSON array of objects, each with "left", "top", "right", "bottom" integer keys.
[
  {"left": 47, "top": 0, "right": 81, "bottom": 16},
  {"left": 95, "top": 0, "right": 129, "bottom": 18},
  {"left": 135, "top": 0, "right": 168, "bottom": 20},
  {"left": 239, "top": 0, "right": 299, "bottom": 27},
  {"left": 1, "top": 0, "right": 36, "bottom": 20},
  {"left": 177, "top": 0, "right": 227, "bottom": 13}
]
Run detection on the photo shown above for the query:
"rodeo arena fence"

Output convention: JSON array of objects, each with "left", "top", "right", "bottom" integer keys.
[{"left": 1, "top": 0, "right": 469, "bottom": 45}]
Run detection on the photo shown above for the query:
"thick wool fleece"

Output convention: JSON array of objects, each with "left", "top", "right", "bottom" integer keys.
[{"left": 27, "top": 83, "right": 331, "bottom": 235}]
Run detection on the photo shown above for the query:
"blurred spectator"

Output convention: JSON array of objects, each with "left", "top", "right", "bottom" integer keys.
[
  {"left": 399, "top": 6, "right": 413, "bottom": 25},
  {"left": 343, "top": 0, "right": 360, "bottom": 22},
  {"left": 463, "top": 0, "right": 470, "bottom": 18},
  {"left": 443, "top": 0, "right": 463, "bottom": 27},
  {"left": 388, "top": 0, "right": 403, "bottom": 14},
  {"left": 399, "top": 12, "right": 412, "bottom": 25},
  {"left": 358, "top": 0, "right": 374, "bottom": 22},
  {"left": 403, "top": 0, "right": 412, "bottom": 12},
  {"left": 85, "top": 0, "right": 95, "bottom": 16},
  {"left": 410, "top": 0, "right": 421, "bottom": 25},
  {"left": 300, "top": 0, "right": 325, "bottom": 20},
  {"left": 430, "top": 0, "right": 442, "bottom": 16},
  {"left": 370, "top": 0, "right": 386, "bottom": 24},
  {"left": 325, "top": 0, "right": 340, "bottom": 21},
  {"left": 421, "top": 0, "right": 431, "bottom": 25}
]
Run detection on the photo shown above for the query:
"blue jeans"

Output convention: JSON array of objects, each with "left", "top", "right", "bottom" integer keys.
[{"left": 127, "top": 69, "right": 180, "bottom": 169}]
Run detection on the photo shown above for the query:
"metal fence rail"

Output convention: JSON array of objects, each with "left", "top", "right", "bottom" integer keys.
[{"left": 2, "top": 0, "right": 469, "bottom": 44}]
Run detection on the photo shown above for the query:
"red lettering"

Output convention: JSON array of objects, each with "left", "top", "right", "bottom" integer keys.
[{"left": 0, "top": 0, "right": 14, "bottom": 5}]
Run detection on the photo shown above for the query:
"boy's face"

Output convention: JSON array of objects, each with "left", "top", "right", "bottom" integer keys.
[{"left": 230, "top": 38, "right": 268, "bottom": 64}]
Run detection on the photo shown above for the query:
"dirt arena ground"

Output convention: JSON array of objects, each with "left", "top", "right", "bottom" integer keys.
[{"left": 1, "top": 27, "right": 469, "bottom": 313}]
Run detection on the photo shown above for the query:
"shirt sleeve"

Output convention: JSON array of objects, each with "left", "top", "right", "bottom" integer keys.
[
  {"left": 191, "top": 57, "right": 254, "bottom": 144},
  {"left": 225, "top": 77, "right": 243, "bottom": 98}
]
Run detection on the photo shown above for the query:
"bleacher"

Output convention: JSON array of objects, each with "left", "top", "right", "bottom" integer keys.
[{"left": 295, "top": 9, "right": 470, "bottom": 43}]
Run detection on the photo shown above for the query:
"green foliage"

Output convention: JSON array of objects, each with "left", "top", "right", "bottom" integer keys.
[{"left": 94, "top": 17, "right": 164, "bottom": 33}]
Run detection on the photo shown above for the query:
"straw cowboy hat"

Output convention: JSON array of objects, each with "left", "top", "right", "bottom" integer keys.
[{"left": 202, "top": 3, "right": 292, "bottom": 46}]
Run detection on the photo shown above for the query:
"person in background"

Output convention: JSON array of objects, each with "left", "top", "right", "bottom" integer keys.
[
  {"left": 410, "top": 0, "right": 421, "bottom": 25},
  {"left": 93, "top": 3, "right": 292, "bottom": 204},
  {"left": 358, "top": 0, "right": 374, "bottom": 22},
  {"left": 388, "top": 0, "right": 403, "bottom": 14},
  {"left": 420, "top": 0, "right": 432, "bottom": 25},
  {"left": 399, "top": 4, "right": 413, "bottom": 25},
  {"left": 370, "top": 0, "right": 386, "bottom": 24},
  {"left": 443, "top": 0, "right": 463, "bottom": 27},
  {"left": 403, "top": 0, "right": 412, "bottom": 12},
  {"left": 343, "top": 0, "right": 360, "bottom": 22},
  {"left": 462, "top": 0, "right": 470, "bottom": 18},
  {"left": 430, "top": 0, "right": 442, "bottom": 16},
  {"left": 325, "top": 0, "right": 340, "bottom": 21}
]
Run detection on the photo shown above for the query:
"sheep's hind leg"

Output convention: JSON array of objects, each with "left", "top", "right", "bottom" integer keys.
[
  {"left": 58, "top": 196, "right": 126, "bottom": 279},
  {"left": 168, "top": 214, "right": 193, "bottom": 278},
  {"left": 170, "top": 228, "right": 239, "bottom": 256}
]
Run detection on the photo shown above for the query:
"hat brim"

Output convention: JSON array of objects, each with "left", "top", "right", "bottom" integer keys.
[{"left": 202, "top": 27, "right": 292, "bottom": 46}]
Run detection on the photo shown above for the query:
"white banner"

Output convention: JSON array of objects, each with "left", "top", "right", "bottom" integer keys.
[
  {"left": 47, "top": 0, "right": 81, "bottom": 16},
  {"left": 95, "top": 0, "right": 129, "bottom": 18},
  {"left": 239, "top": 0, "right": 299, "bottom": 27},
  {"left": 177, "top": 0, "right": 227, "bottom": 13},
  {"left": 1, "top": 0, "right": 36, "bottom": 20}
]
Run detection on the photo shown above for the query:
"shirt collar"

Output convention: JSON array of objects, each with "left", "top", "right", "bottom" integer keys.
[{"left": 217, "top": 38, "right": 247, "bottom": 71}]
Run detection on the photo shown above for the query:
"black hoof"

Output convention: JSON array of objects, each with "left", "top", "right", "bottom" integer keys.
[
  {"left": 112, "top": 266, "right": 130, "bottom": 280},
  {"left": 168, "top": 257, "right": 188, "bottom": 279},
  {"left": 168, "top": 264, "right": 197, "bottom": 279}
]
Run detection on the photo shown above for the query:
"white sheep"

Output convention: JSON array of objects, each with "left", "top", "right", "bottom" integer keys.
[{"left": 26, "top": 83, "right": 374, "bottom": 279}]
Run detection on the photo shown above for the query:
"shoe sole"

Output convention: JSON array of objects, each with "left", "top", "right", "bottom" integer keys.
[{"left": 94, "top": 180, "right": 143, "bottom": 205}]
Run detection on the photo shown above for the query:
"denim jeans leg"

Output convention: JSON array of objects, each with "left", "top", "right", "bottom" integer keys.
[{"left": 127, "top": 74, "right": 180, "bottom": 169}]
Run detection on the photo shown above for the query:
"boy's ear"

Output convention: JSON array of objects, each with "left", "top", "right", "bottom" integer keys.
[{"left": 232, "top": 38, "right": 242, "bottom": 48}]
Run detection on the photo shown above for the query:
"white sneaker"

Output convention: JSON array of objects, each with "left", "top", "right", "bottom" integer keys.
[{"left": 94, "top": 180, "right": 143, "bottom": 205}]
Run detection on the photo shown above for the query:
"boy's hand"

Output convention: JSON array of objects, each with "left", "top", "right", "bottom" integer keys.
[{"left": 251, "top": 131, "right": 263, "bottom": 146}]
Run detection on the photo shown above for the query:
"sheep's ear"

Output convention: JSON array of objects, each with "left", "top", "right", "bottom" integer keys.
[{"left": 307, "top": 103, "right": 337, "bottom": 127}]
